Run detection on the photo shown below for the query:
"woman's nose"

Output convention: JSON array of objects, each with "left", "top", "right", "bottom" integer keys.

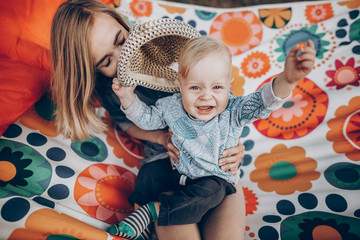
[{"left": 114, "top": 46, "right": 122, "bottom": 61}]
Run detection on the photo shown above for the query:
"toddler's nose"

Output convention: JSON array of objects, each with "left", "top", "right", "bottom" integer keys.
[{"left": 200, "top": 89, "right": 212, "bottom": 100}]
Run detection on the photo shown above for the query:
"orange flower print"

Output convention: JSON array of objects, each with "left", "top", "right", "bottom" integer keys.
[
  {"left": 305, "top": 3, "right": 334, "bottom": 24},
  {"left": 74, "top": 164, "right": 136, "bottom": 224},
  {"left": 9, "top": 208, "right": 108, "bottom": 240},
  {"left": 103, "top": 112, "right": 144, "bottom": 169},
  {"left": 253, "top": 77, "right": 329, "bottom": 139},
  {"left": 327, "top": 96, "right": 360, "bottom": 161},
  {"left": 130, "top": 0, "right": 152, "bottom": 17},
  {"left": 232, "top": 65, "right": 245, "bottom": 96},
  {"left": 271, "top": 94, "right": 308, "bottom": 122},
  {"left": 241, "top": 51, "right": 271, "bottom": 78},
  {"left": 98, "top": 0, "right": 121, "bottom": 8},
  {"left": 159, "top": 4, "right": 186, "bottom": 14},
  {"left": 338, "top": 0, "right": 360, "bottom": 9},
  {"left": 210, "top": 11, "right": 262, "bottom": 56},
  {"left": 258, "top": 7, "right": 292, "bottom": 29},
  {"left": 243, "top": 187, "right": 258, "bottom": 216},
  {"left": 250, "top": 144, "right": 320, "bottom": 195},
  {"left": 19, "top": 94, "right": 58, "bottom": 137}
]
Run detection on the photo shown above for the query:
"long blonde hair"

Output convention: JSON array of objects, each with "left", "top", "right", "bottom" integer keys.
[{"left": 51, "top": 0, "right": 129, "bottom": 141}]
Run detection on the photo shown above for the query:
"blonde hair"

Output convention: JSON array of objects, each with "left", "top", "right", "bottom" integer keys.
[
  {"left": 51, "top": 0, "right": 129, "bottom": 141},
  {"left": 178, "top": 36, "right": 231, "bottom": 80}
]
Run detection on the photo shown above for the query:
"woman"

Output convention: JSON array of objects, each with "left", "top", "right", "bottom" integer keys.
[{"left": 50, "top": 0, "right": 245, "bottom": 239}]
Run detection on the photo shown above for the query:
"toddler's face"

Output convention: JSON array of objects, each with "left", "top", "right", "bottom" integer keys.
[{"left": 179, "top": 52, "right": 232, "bottom": 121}]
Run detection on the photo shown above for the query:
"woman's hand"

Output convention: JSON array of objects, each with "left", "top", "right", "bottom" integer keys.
[{"left": 219, "top": 140, "right": 244, "bottom": 175}]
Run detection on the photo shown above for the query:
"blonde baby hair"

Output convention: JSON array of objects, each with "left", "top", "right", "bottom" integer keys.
[{"left": 178, "top": 36, "right": 231, "bottom": 80}]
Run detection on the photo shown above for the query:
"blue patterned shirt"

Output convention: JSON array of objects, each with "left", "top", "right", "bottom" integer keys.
[{"left": 122, "top": 80, "right": 287, "bottom": 184}]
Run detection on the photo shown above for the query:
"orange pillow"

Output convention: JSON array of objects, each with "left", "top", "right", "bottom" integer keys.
[
  {"left": 0, "top": 0, "right": 65, "bottom": 135},
  {"left": 0, "top": 0, "right": 114, "bottom": 135},
  {"left": 0, "top": 55, "right": 50, "bottom": 135},
  {"left": 0, "top": 0, "right": 65, "bottom": 70}
]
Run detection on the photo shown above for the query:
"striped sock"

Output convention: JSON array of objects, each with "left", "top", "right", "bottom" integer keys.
[
  {"left": 135, "top": 223, "right": 152, "bottom": 240},
  {"left": 108, "top": 223, "right": 152, "bottom": 240},
  {"left": 108, "top": 202, "right": 158, "bottom": 238}
]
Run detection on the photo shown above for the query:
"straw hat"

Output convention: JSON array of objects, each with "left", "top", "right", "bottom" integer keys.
[{"left": 117, "top": 18, "right": 201, "bottom": 93}]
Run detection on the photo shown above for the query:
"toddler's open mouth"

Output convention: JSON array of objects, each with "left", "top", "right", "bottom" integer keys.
[{"left": 197, "top": 106, "right": 214, "bottom": 114}]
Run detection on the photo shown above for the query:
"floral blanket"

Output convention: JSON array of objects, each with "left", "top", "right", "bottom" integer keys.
[{"left": 1, "top": 0, "right": 360, "bottom": 239}]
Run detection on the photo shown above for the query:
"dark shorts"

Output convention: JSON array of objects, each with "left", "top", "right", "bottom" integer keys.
[{"left": 128, "top": 158, "right": 236, "bottom": 226}]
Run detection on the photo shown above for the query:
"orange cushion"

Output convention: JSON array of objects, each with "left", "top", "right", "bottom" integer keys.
[
  {"left": 0, "top": 0, "right": 65, "bottom": 70},
  {"left": 0, "top": 55, "right": 50, "bottom": 135},
  {"left": 0, "top": 0, "right": 65, "bottom": 135},
  {"left": 0, "top": 0, "right": 114, "bottom": 135}
]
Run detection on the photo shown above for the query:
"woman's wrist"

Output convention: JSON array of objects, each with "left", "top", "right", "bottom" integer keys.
[{"left": 154, "top": 130, "right": 168, "bottom": 146}]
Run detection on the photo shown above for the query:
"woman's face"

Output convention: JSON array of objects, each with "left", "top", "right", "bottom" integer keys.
[{"left": 90, "top": 13, "right": 129, "bottom": 78}]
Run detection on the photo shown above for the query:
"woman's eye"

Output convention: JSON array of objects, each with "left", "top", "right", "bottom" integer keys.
[
  {"left": 118, "top": 37, "right": 125, "bottom": 46},
  {"left": 104, "top": 58, "right": 111, "bottom": 67}
]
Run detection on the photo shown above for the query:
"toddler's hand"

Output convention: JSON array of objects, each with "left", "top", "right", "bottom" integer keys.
[
  {"left": 112, "top": 78, "right": 135, "bottom": 98},
  {"left": 283, "top": 40, "right": 316, "bottom": 84},
  {"left": 112, "top": 78, "right": 136, "bottom": 109}
]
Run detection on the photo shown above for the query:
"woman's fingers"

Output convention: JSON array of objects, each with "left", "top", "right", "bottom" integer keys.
[
  {"left": 167, "top": 142, "right": 180, "bottom": 163},
  {"left": 221, "top": 142, "right": 244, "bottom": 159},
  {"left": 166, "top": 132, "right": 179, "bottom": 170},
  {"left": 220, "top": 161, "right": 239, "bottom": 175},
  {"left": 225, "top": 167, "right": 239, "bottom": 176},
  {"left": 220, "top": 154, "right": 241, "bottom": 168},
  {"left": 169, "top": 157, "right": 176, "bottom": 170},
  {"left": 219, "top": 140, "right": 244, "bottom": 175}
]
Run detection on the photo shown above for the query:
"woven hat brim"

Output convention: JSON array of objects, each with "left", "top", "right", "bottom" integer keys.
[{"left": 117, "top": 18, "right": 201, "bottom": 93}]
